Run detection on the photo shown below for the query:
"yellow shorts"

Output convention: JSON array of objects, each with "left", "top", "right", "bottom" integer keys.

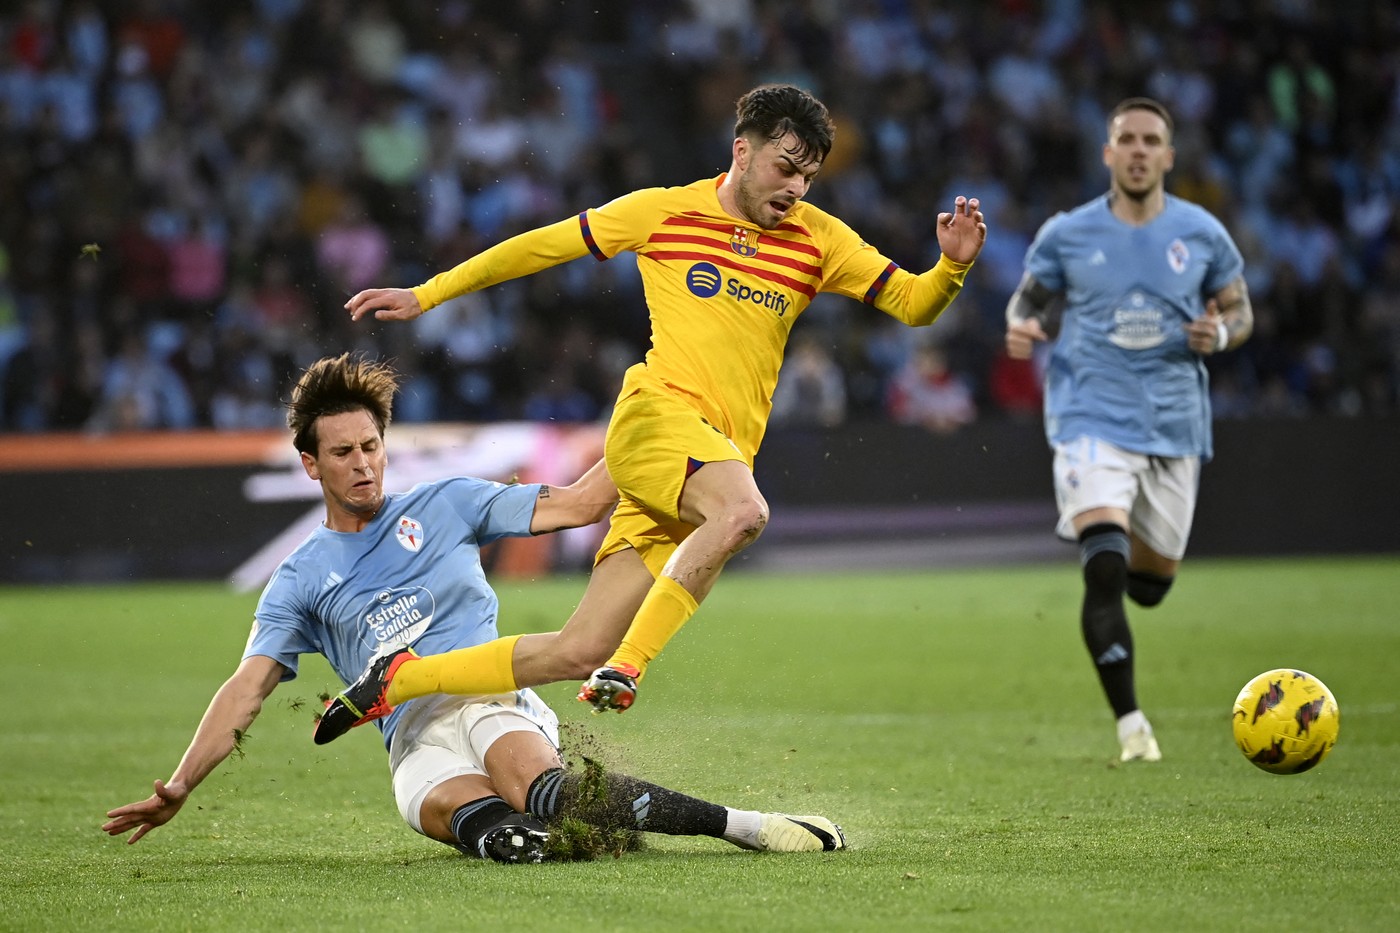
[
  {"left": 595, "top": 368, "right": 750, "bottom": 575},
  {"left": 594, "top": 498, "right": 690, "bottom": 577}
]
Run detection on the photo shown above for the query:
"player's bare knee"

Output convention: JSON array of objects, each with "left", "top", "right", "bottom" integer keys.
[
  {"left": 1126, "top": 571, "right": 1174, "bottom": 607},
  {"left": 722, "top": 499, "right": 768, "bottom": 551},
  {"left": 741, "top": 503, "right": 769, "bottom": 543}
]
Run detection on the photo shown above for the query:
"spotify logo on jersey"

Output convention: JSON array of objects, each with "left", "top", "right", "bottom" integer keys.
[
  {"left": 686, "top": 262, "right": 723, "bottom": 298},
  {"left": 685, "top": 261, "right": 791, "bottom": 316}
]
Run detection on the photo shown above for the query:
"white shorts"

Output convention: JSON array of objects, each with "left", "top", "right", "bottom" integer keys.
[
  {"left": 1052, "top": 436, "right": 1200, "bottom": 560},
  {"left": 387, "top": 689, "right": 559, "bottom": 835}
]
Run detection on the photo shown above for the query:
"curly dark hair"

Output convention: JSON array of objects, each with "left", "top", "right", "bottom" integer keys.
[
  {"left": 286, "top": 353, "right": 399, "bottom": 455},
  {"left": 733, "top": 84, "right": 835, "bottom": 165}
]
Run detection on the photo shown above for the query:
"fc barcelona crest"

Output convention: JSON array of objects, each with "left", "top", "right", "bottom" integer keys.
[
  {"left": 396, "top": 516, "right": 424, "bottom": 553},
  {"left": 730, "top": 226, "right": 758, "bottom": 258}
]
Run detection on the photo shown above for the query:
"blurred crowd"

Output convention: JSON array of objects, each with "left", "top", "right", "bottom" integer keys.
[{"left": 2, "top": 0, "right": 1398, "bottom": 436}]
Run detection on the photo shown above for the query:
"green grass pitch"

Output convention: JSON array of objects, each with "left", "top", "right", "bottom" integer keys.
[{"left": 2, "top": 556, "right": 1397, "bottom": 932}]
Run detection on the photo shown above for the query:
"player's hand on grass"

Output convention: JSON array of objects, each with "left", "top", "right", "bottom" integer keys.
[
  {"left": 1005, "top": 317, "right": 1047, "bottom": 359},
  {"left": 346, "top": 287, "right": 424, "bottom": 323},
  {"left": 102, "top": 778, "right": 190, "bottom": 844},
  {"left": 936, "top": 195, "right": 987, "bottom": 265}
]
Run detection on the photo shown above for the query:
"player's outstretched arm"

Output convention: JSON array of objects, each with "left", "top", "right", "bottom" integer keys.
[
  {"left": 530, "top": 458, "right": 619, "bottom": 535},
  {"left": 936, "top": 196, "right": 987, "bottom": 265},
  {"left": 347, "top": 218, "right": 592, "bottom": 325},
  {"left": 102, "top": 656, "right": 284, "bottom": 844}
]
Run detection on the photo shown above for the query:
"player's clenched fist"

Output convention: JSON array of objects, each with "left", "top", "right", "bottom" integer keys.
[{"left": 1005, "top": 317, "right": 1047, "bottom": 360}]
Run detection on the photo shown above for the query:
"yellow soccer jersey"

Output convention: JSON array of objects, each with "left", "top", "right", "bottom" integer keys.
[
  {"left": 583, "top": 174, "right": 899, "bottom": 456},
  {"left": 412, "top": 173, "right": 971, "bottom": 457}
]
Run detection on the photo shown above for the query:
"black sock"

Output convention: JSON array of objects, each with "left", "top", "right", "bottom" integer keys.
[
  {"left": 449, "top": 796, "right": 539, "bottom": 858},
  {"left": 1079, "top": 524, "right": 1138, "bottom": 719},
  {"left": 526, "top": 767, "right": 727, "bottom": 837}
]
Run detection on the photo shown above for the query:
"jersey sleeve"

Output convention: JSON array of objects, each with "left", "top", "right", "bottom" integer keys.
[
  {"left": 1202, "top": 216, "right": 1245, "bottom": 295},
  {"left": 580, "top": 187, "right": 671, "bottom": 259},
  {"left": 1023, "top": 213, "right": 1067, "bottom": 292},
  {"left": 808, "top": 208, "right": 973, "bottom": 326},
  {"left": 441, "top": 477, "right": 543, "bottom": 543},
  {"left": 412, "top": 218, "right": 591, "bottom": 311},
  {"left": 806, "top": 209, "right": 900, "bottom": 304},
  {"left": 245, "top": 565, "right": 318, "bottom": 681}
]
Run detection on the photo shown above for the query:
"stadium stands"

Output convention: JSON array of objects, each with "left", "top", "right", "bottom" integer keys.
[{"left": 1, "top": 1, "right": 1396, "bottom": 434}]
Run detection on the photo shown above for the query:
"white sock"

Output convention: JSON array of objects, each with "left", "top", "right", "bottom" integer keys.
[
  {"left": 1117, "top": 709, "right": 1151, "bottom": 742},
  {"left": 722, "top": 808, "right": 762, "bottom": 847}
]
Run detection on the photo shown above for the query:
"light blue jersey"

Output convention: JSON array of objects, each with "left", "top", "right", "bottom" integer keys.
[
  {"left": 1025, "top": 193, "right": 1243, "bottom": 460},
  {"left": 245, "top": 477, "right": 541, "bottom": 747}
]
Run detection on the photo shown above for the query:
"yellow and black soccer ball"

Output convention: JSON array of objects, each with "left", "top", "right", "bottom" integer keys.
[{"left": 1231, "top": 669, "right": 1339, "bottom": 774}]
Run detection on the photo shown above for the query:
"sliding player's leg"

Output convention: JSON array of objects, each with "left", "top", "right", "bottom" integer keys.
[
  {"left": 393, "top": 698, "right": 560, "bottom": 865},
  {"left": 405, "top": 693, "right": 846, "bottom": 861}
]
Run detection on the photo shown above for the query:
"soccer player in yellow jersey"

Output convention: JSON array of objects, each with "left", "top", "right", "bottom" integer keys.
[{"left": 318, "top": 84, "right": 985, "bottom": 738}]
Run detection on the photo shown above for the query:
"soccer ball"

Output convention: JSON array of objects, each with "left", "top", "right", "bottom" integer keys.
[{"left": 1231, "top": 669, "right": 1339, "bottom": 774}]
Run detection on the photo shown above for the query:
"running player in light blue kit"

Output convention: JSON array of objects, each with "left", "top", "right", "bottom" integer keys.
[
  {"left": 103, "top": 353, "right": 845, "bottom": 860},
  {"left": 1004, "top": 98, "right": 1253, "bottom": 763}
]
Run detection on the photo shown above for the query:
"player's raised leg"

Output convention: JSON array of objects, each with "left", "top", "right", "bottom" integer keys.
[
  {"left": 315, "top": 550, "right": 653, "bottom": 744},
  {"left": 514, "top": 547, "right": 655, "bottom": 685},
  {"left": 581, "top": 460, "right": 768, "bottom": 712}
]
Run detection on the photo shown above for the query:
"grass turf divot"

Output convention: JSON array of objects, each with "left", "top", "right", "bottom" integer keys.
[{"left": 540, "top": 753, "right": 643, "bottom": 861}]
